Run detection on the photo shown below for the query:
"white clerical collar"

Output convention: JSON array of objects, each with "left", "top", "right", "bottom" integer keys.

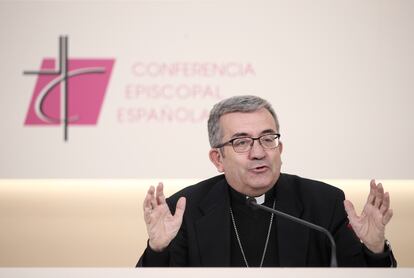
[{"left": 246, "top": 194, "right": 265, "bottom": 205}]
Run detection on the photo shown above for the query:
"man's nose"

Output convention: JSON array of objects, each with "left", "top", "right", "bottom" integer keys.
[{"left": 248, "top": 139, "right": 266, "bottom": 159}]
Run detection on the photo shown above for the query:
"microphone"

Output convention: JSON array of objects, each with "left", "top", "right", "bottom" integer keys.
[{"left": 246, "top": 197, "right": 338, "bottom": 267}]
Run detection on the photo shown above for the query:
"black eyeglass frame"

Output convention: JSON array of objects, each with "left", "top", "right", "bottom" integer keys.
[{"left": 215, "top": 133, "right": 281, "bottom": 153}]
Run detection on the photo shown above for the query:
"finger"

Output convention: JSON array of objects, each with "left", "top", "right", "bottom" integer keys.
[
  {"left": 383, "top": 209, "right": 393, "bottom": 225},
  {"left": 147, "top": 185, "right": 158, "bottom": 209},
  {"left": 156, "top": 182, "right": 166, "bottom": 205},
  {"left": 379, "top": 192, "right": 390, "bottom": 214},
  {"left": 374, "top": 183, "right": 384, "bottom": 209},
  {"left": 367, "top": 179, "right": 376, "bottom": 205},
  {"left": 344, "top": 200, "right": 359, "bottom": 221},
  {"left": 143, "top": 186, "right": 155, "bottom": 210},
  {"left": 143, "top": 186, "right": 155, "bottom": 222},
  {"left": 173, "top": 197, "right": 187, "bottom": 221}
]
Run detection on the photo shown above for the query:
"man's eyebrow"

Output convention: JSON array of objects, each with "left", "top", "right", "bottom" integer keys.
[
  {"left": 230, "top": 129, "right": 276, "bottom": 139},
  {"left": 230, "top": 132, "right": 249, "bottom": 139},
  {"left": 260, "top": 129, "right": 277, "bottom": 135}
]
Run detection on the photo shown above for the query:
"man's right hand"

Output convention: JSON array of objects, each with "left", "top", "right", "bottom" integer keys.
[{"left": 143, "top": 182, "right": 186, "bottom": 252}]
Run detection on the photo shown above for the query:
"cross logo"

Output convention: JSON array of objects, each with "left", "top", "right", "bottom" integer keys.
[{"left": 24, "top": 36, "right": 115, "bottom": 141}]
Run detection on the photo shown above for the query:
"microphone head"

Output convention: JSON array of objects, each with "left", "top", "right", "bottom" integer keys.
[{"left": 246, "top": 197, "right": 258, "bottom": 210}]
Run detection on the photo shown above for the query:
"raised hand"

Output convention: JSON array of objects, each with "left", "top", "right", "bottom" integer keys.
[
  {"left": 143, "top": 182, "right": 186, "bottom": 252},
  {"left": 343, "top": 179, "right": 393, "bottom": 253}
]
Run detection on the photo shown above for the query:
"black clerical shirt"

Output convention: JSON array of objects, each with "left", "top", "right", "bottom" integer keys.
[{"left": 228, "top": 185, "right": 279, "bottom": 267}]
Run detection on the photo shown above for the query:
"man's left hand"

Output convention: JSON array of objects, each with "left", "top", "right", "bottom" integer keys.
[{"left": 343, "top": 179, "right": 393, "bottom": 253}]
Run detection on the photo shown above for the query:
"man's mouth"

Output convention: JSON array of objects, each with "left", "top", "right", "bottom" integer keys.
[{"left": 249, "top": 165, "right": 269, "bottom": 173}]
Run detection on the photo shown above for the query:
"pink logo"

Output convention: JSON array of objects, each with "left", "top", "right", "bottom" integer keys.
[{"left": 24, "top": 36, "right": 115, "bottom": 141}]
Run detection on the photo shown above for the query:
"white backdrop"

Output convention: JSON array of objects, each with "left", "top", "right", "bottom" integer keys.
[{"left": 1, "top": 0, "right": 413, "bottom": 179}]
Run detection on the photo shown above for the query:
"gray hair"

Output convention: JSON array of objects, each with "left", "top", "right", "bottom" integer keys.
[{"left": 207, "top": 95, "right": 280, "bottom": 147}]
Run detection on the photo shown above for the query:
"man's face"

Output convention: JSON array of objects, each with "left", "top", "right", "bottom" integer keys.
[{"left": 209, "top": 108, "right": 283, "bottom": 196}]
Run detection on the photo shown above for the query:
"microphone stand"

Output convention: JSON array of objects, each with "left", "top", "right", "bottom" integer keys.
[{"left": 247, "top": 197, "right": 338, "bottom": 267}]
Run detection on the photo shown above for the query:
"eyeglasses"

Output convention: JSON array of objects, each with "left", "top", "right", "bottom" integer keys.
[{"left": 215, "top": 133, "right": 281, "bottom": 153}]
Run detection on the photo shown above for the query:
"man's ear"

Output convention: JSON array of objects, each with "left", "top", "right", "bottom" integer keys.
[
  {"left": 279, "top": 141, "right": 283, "bottom": 154},
  {"left": 209, "top": 148, "right": 224, "bottom": 173}
]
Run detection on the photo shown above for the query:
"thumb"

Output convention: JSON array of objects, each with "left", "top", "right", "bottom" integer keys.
[
  {"left": 174, "top": 197, "right": 186, "bottom": 220},
  {"left": 344, "top": 199, "right": 358, "bottom": 220},
  {"left": 383, "top": 209, "right": 393, "bottom": 225}
]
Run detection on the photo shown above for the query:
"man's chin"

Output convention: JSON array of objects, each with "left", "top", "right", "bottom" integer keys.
[
  {"left": 249, "top": 170, "right": 273, "bottom": 180},
  {"left": 246, "top": 179, "right": 274, "bottom": 191},
  {"left": 247, "top": 173, "right": 279, "bottom": 190}
]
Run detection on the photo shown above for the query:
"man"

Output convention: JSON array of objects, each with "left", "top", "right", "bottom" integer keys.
[{"left": 137, "top": 95, "right": 396, "bottom": 267}]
